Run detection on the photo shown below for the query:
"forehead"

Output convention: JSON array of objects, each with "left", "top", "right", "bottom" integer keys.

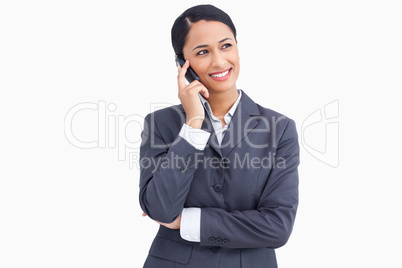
[{"left": 184, "top": 20, "right": 234, "bottom": 48}]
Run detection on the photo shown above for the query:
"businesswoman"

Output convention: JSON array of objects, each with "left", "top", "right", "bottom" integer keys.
[{"left": 139, "top": 4, "right": 299, "bottom": 268}]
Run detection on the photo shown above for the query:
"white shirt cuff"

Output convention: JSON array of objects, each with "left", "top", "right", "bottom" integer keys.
[
  {"left": 178, "top": 123, "right": 210, "bottom": 151},
  {"left": 180, "top": 208, "right": 201, "bottom": 242}
]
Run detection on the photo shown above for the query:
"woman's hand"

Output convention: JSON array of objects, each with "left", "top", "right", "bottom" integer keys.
[
  {"left": 177, "top": 60, "right": 209, "bottom": 129},
  {"left": 142, "top": 212, "right": 182, "bottom": 229}
]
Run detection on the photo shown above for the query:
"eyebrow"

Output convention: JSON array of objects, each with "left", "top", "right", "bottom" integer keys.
[{"left": 191, "top": 37, "right": 233, "bottom": 52}]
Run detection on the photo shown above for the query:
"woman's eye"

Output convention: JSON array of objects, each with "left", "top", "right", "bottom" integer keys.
[
  {"left": 222, "top": 43, "right": 232, "bottom": 49},
  {"left": 197, "top": 50, "right": 208, "bottom": 56}
]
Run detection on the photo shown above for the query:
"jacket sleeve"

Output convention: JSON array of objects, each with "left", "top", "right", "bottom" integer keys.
[
  {"left": 199, "top": 119, "right": 300, "bottom": 249},
  {"left": 138, "top": 113, "right": 206, "bottom": 223}
]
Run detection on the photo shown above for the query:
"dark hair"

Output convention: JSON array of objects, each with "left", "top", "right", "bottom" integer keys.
[{"left": 171, "top": 4, "right": 237, "bottom": 56}]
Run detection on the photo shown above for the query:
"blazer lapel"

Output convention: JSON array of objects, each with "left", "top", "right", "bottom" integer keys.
[
  {"left": 202, "top": 110, "right": 223, "bottom": 157},
  {"left": 177, "top": 90, "right": 260, "bottom": 158},
  {"left": 220, "top": 90, "right": 261, "bottom": 157}
]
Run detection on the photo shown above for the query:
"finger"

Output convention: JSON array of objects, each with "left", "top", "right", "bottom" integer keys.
[
  {"left": 181, "top": 59, "right": 190, "bottom": 73},
  {"left": 142, "top": 212, "right": 147, "bottom": 217},
  {"left": 200, "top": 87, "right": 209, "bottom": 98},
  {"left": 186, "top": 81, "right": 209, "bottom": 98},
  {"left": 177, "top": 60, "right": 190, "bottom": 90}
]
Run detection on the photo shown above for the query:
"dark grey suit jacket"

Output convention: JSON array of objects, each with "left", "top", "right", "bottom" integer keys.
[{"left": 139, "top": 90, "right": 299, "bottom": 268}]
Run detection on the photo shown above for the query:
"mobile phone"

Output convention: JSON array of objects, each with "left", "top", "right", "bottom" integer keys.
[{"left": 175, "top": 55, "right": 200, "bottom": 83}]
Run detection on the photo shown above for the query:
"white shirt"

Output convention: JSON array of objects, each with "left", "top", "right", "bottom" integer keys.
[{"left": 178, "top": 89, "right": 242, "bottom": 242}]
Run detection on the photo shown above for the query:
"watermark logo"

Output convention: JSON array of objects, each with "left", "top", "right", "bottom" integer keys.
[
  {"left": 301, "top": 100, "right": 339, "bottom": 167},
  {"left": 64, "top": 101, "right": 173, "bottom": 161},
  {"left": 64, "top": 100, "right": 340, "bottom": 169}
]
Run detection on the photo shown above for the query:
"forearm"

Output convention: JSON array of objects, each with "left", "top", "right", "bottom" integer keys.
[
  {"left": 199, "top": 119, "right": 299, "bottom": 248},
  {"left": 140, "top": 137, "right": 200, "bottom": 223},
  {"left": 139, "top": 120, "right": 210, "bottom": 223},
  {"left": 199, "top": 204, "right": 297, "bottom": 249}
]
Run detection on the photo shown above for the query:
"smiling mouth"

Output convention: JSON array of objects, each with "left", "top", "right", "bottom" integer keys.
[{"left": 209, "top": 68, "right": 232, "bottom": 80}]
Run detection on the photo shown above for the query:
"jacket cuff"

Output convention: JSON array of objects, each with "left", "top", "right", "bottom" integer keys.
[
  {"left": 178, "top": 123, "right": 210, "bottom": 151},
  {"left": 180, "top": 207, "right": 201, "bottom": 242}
]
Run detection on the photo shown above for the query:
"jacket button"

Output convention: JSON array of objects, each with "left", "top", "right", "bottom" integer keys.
[
  {"left": 220, "top": 157, "right": 229, "bottom": 168},
  {"left": 213, "top": 184, "right": 222, "bottom": 192},
  {"left": 209, "top": 237, "right": 216, "bottom": 243},
  {"left": 222, "top": 239, "right": 229, "bottom": 245},
  {"left": 215, "top": 237, "right": 222, "bottom": 244}
]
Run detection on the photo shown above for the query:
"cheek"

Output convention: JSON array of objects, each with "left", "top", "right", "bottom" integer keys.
[
  {"left": 191, "top": 60, "right": 209, "bottom": 76},
  {"left": 232, "top": 51, "right": 240, "bottom": 65},
  {"left": 227, "top": 49, "right": 240, "bottom": 69},
  {"left": 231, "top": 52, "right": 240, "bottom": 72}
]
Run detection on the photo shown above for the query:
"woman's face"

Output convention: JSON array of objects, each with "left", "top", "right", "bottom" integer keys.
[{"left": 182, "top": 20, "right": 240, "bottom": 93}]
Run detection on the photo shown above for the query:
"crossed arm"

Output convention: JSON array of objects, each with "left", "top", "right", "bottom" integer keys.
[{"left": 139, "top": 113, "right": 299, "bottom": 248}]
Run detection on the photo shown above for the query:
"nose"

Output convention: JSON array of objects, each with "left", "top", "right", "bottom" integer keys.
[{"left": 211, "top": 51, "right": 226, "bottom": 68}]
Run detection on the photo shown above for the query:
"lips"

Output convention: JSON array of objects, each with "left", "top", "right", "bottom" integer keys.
[{"left": 209, "top": 68, "right": 232, "bottom": 81}]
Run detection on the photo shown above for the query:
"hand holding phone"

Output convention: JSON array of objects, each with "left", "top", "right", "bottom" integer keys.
[
  {"left": 175, "top": 55, "right": 200, "bottom": 83},
  {"left": 176, "top": 57, "right": 209, "bottom": 129}
]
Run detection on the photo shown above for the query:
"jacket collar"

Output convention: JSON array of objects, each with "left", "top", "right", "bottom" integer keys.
[
  {"left": 198, "top": 89, "right": 242, "bottom": 123},
  {"left": 179, "top": 89, "right": 261, "bottom": 157}
]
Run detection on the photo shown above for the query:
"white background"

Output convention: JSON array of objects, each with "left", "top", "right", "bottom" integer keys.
[{"left": 1, "top": 0, "right": 401, "bottom": 267}]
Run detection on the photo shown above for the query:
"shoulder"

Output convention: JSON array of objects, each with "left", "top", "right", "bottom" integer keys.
[
  {"left": 145, "top": 104, "right": 185, "bottom": 123},
  {"left": 243, "top": 93, "right": 299, "bottom": 153},
  {"left": 241, "top": 90, "right": 296, "bottom": 132},
  {"left": 143, "top": 104, "right": 186, "bottom": 140}
]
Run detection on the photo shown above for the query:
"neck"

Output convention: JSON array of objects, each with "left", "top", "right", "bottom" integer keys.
[{"left": 204, "top": 88, "right": 239, "bottom": 117}]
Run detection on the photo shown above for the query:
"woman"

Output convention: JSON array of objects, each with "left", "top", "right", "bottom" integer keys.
[{"left": 139, "top": 4, "right": 299, "bottom": 268}]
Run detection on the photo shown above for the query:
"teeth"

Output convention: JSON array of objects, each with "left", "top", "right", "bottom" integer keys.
[{"left": 211, "top": 69, "right": 230, "bottom": 78}]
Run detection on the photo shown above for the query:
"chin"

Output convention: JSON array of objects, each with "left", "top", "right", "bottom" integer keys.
[
  {"left": 204, "top": 78, "right": 237, "bottom": 93},
  {"left": 209, "top": 84, "right": 236, "bottom": 93}
]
